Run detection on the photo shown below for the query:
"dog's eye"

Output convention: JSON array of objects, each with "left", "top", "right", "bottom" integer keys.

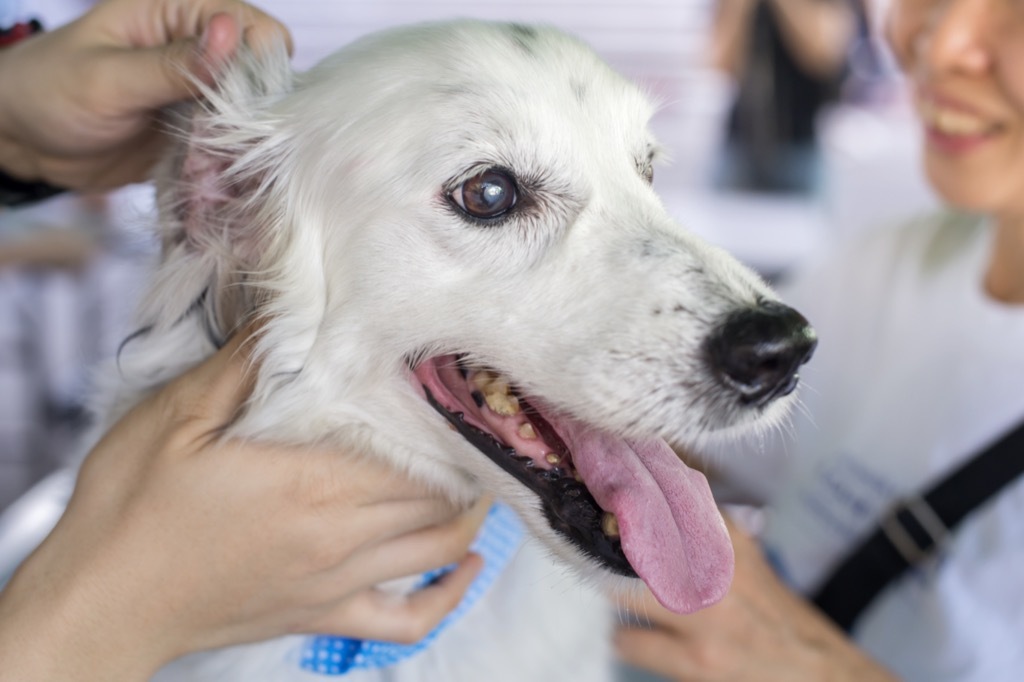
[{"left": 450, "top": 169, "right": 518, "bottom": 220}]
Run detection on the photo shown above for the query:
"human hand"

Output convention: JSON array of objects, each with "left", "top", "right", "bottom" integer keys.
[
  {"left": 0, "top": 0, "right": 291, "bottom": 191},
  {"left": 613, "top": 517, "right": 897, "bottom": 682},
  {"left": 0, "top": 329, "right": 487, "bottom": 682}
]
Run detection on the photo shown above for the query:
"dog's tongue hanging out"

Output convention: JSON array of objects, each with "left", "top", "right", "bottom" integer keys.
[
  {"left": 412, "top": 356, "right": 733, "bottom": 614},
  {"left": 549, "top": 414, "right": 734, "bottom": 613}
]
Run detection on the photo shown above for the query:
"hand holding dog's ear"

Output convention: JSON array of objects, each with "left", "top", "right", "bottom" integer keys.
[
  {"left": 612, "top": 517, "right": 897, "bottom": 682},
  {"left": 0, "top": 329, "right": 486, "bottom": 682},
  {"left": 0, "top": 0, "right": 292, "bottom": 192}
]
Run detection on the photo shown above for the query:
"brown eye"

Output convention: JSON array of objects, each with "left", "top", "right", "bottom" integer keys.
[{"left": 450, "top": 169, "right": 517, "bottom": 219}]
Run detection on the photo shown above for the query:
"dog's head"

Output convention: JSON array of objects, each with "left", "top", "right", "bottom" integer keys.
[{"left": 145, "top": 20, "right": 815, "bottom": 614}]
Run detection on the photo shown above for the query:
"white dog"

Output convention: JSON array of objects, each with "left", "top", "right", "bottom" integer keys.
[{"left": 94, "top": 19, "right": 817, "bottom": 682}]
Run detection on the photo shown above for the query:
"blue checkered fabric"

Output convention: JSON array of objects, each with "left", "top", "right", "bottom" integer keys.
[{"left": 300, "top": 502, "right": 524, "bottom": 676}]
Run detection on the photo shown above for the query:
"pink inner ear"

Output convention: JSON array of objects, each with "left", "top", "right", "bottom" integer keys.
[{"left": 179, "top": 142, "right": 237, "bottom": 246}]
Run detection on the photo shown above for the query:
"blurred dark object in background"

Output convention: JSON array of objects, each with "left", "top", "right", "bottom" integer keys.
[
  {"left": 711, "top": 0, "right": 872, "bottom": 195},
  {"left": 0, "top": 191, "right": 156, "bottom": 511}
]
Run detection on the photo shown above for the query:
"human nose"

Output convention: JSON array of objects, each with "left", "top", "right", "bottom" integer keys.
[{"left": 915, "top": 0, "right": 995, "bottom": 76}]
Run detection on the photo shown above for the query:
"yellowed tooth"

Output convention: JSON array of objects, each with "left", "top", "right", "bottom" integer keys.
[
  {"left": 574, "top": 472, "right": 584, "bottom": 483},
  {"left": 602, "top": 512, "right": 620, "bottom": 538},
  {"left": 518, "top": 423, "right": 537, "bottom": 440},
  {"left": 545, "top": 453, "right": 561, "bottom": 465},
  {"left": 489, "top": 376, "right": 510, "bottom": 395},
  {"left": 485, "top": 391, "right": 520, "bottom": 416},
  {"left": 472, "top": 371, "right": 498, "bottom": 391}
]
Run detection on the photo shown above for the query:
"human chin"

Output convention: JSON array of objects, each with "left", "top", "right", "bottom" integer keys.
[{"left": 924, "top": 147, "right": 1024, "bottom": 214}]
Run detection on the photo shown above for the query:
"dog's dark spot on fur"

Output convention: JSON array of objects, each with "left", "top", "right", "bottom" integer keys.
[
  {"left": 507, "top": 23, "right": 538, "bottom": 55},
  {"left": 638, "top": 238, "right": 672, "bottom": 259},
  {"left": 673, "top": 303, "right": 689, "bottom": 314},
  {"left": 436, "top": 83, "right": 477, "bottom": 99},
  {"left": 653, "top": 307, "right": 663, "bottom": 316},
  {"left": 571, "top": 79, "right": 588, "bottom": 104}
]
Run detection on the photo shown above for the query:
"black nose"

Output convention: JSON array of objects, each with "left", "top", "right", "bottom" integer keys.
[{"left": 704, "top": 301, "right": 817, "bottom": 407}]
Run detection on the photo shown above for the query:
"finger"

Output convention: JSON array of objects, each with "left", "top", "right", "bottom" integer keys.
[
  {"left": 90, "top": 35, "right": 222, "bottom": 113},
  {"left": 166, "top": 4, "right": 292, "bottom": 76},
  {"left": 271, "top": 444, "right": 460, "bottom": 509},
  {"left": 283, "top": 439, "right": 490, "bottom": 508},
  {"left": 297, "top": 494, "right": 488, "bottom": 574},
  {"left": 177, "top": 0, "right": 294, "bottom": 56},
  {"left": 615, "top": 626, "right": 700, "bottom": 681},
  {"left": 236, "top": 9, "right": 294, "bottom": 56},
  {"left": 163, "top": 323, "right": 258, "bottom": 425},
  {"left": 309, "top": 553, "right": 484, "bottom": 643},
  {"left": 191, "top": 11, "right": 244, "bottom": 83},
  {"left": 330, "top": 497, "right": 492, "bottom": 586},
  {"left": 93, "top": 9, "right": 287, "bottom": 112}
]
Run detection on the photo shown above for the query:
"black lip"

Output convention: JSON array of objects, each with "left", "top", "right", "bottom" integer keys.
[{"left": 423, "top": 385, "right": 636, "bottom": 577}]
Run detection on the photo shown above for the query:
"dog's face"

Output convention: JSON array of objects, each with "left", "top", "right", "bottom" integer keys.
[{"left": 153, "top": 21, "right": 815, "bottom": 615}]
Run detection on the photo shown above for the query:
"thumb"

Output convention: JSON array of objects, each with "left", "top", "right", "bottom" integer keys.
[
  {"left": 104, "top": 12, "right": 242, "bottom": 110},
  {"left": 165, "top": 323, "right": 259, "bottom": 427}
]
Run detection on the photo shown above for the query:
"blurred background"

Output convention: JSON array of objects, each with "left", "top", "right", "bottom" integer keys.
[{"left": 0, "top": 0, "right": 940, "bottom": 513}]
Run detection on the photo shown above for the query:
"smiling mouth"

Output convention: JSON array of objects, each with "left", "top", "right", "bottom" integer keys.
[
  {"left": 917, "top": 97, "right": 1001, "bottom": 139},
  {"left": 412, "top": 353, "right": 736, "bottom": 615}
]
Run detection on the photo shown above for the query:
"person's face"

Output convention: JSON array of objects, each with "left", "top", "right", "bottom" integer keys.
[{"left": 888, "top": 0, "right": 1024, "bottom": 216}]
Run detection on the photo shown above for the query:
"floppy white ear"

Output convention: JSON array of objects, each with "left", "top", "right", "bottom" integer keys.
[{"left": 145, "top": 42, "right": 298, "bottom": 343}]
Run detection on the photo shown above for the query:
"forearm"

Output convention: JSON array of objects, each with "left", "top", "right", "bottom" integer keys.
[
  {"left": 0, "top": 595, "right": 156, "bottom": 681},
  {"left": 766, "top": 0, "right": 856, "bottom": 78},
  {"left": 0, "top": 528, "right": 169, "bottom": 682},
  {"left": 711, "top": 0, "right": 756, "bottom": 77}
]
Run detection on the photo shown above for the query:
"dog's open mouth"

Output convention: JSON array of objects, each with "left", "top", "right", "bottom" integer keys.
[{"left": 412, "top": 354, "right": 734, "bottom": 614}]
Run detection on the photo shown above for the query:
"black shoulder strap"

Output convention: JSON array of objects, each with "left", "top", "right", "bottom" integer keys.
[{"left": 811, "top": 418, "right": 1024, "bottom": 632}]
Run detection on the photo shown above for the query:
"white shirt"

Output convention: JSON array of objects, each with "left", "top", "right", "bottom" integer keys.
[{"left": 718, "top": 212, "right": 1024, "bottom": 681}]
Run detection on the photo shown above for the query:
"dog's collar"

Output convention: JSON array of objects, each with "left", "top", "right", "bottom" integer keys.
[{"left": 299, "top": 502, "right": 524, "bottom": 675}]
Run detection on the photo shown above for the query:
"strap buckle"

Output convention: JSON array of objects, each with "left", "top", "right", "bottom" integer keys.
[{"left": 880, "top": 494, "right": 949, "bottom": 566}]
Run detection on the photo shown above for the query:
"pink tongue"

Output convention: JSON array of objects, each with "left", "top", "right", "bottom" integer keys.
[{"left": 553, "top": 417, "right": 734, "bottom": 614}]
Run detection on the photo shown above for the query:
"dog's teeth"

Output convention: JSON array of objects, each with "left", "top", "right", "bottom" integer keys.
[
  {"left": 475, "top": 371, "right": 511, "bottom": 397},
  {"left": 518, "top": 423, "right": 537, "bottom": 440},
  {"left": 574, "top": 472, "right": 584, "bottom": 483},
  {"left": 490, "top": 376, "right": 511, "bottom": 395},
  {"left": 485, "top": 391, "right": 520, "bottom": 416},
  {"left": 545, "top": 453, "right": 560, "bottom": 465},
  {"left": 472, "top": 371, "right": 499, "bottom": 391},
  {"left": 472, "top": 369, "right": 521, "bottom": 415},
  {"left": 602, "top": 512, "right": 620, "bottom": 538}
]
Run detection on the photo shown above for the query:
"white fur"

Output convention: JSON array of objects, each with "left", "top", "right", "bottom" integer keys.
[{"left": 93, "top": 20, "right": 792, "bottom": 681}]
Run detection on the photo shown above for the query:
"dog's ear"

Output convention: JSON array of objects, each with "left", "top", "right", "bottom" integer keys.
[{"left": 149, "top": 42, "right": 296, "bottom": 339}]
